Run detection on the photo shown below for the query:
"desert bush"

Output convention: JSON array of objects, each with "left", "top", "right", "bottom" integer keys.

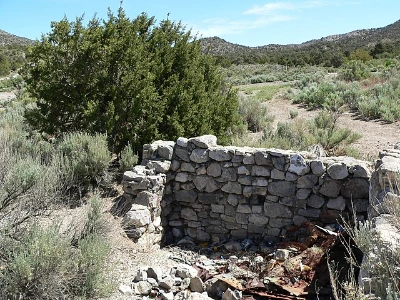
[
  {"left": 57, "top": 132, "right": 111, "bottom": 191},
  {"left": 238, "top": 96, "right": 274, "bottom": 132},
  {"left": 340, "top": 60, "right": 370, "bottom": 81},
  {"left": 289, "top": 109, "right": 298, "bottom": 119},
  {"left": 119, "top": 143, "right": 139, "bottom": 173},
  {"left": 0, "top": 197, "right": 111, "bottom": 299}
]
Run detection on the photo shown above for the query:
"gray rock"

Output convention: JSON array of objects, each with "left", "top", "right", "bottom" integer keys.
[
  {"left": 279, "top": 197, "right": 306, "bottom": 208},
  {"left": 327, "top": 196, "right": 346, "bottom": 211},
  {"left": 211, "top": 204, "right": 225, "bottom": 214},
  {"left": 181, "top": 162, "right": 195, "bottom": 172},
  {"left": 147, "top": 277, "right": 158, "bottom": 288},
  {"left": 147, "top": 267, "right": 164, "bottom": 281},
  {"left": 227, "top": 194, "right": 239, "bottom": 206},
  {"left": 293, "top": 215, "right": 308, "bottom": 226},
  {"left": 175, "top": 172, "right": 189, "bottom": 183},
  {"left": 264, "top": 202, "right": 293, "bottom": 218},
  {"left": 288, "top": 154, "right": 310, "bottom": 175},
  {"left": 298, "top": 208, "right": 321, "bottom": 218},
  {"left": 243, "top": 154, "right": 255, "bottom": 164},
  {"left": 268, "top": 181, "right": 295, "bottom": 197},
  {"left": 189, "top": 135, "right": 217, "bottom": 148},
  {"left": 271, "top": 169, "right": 286, "bottom": 180},
  {"left": 209, "top": 148, "right": 232, "bottom": 161},
  {"left": 174, "top": 190, "right": 197, "bottom": 203},
  {"left": 237, "top": 204, "right": 252, "bottom": 213},
  {"left": 177, "top": 137, "right": 189, "bottom": 147},
  {"left": 134, "top": 267, "right": 148, "bottom": 282},
  {"left": 125, "top": 227, "right": 146, "bottom": 239},
  {"left": 296, "top": 188, "right": 312, "bottom": 200},
  {"left": 224, "top": 240, "right": 242, "bottom": 252},
  {"left": 175, "top": 147, "right": 191, "bottom": 162},
  {"left": 249, "top": 214, "right": 269, "bottom": 225},
  {"left": 181, "top": 207, "right": 198, "bottom": 221},
  {"left": 190, "top": 276, "right": 204, "bottom": 293},
  {"left": 235, "top": 213, "right": 249, "bottom": 224},
  {"left": 118, "top": 284, "right": 133, "bottom": 295},
  {"left": 269, "top": 218, "right": 293, "bottom": 228},
  {"left": 181, "top": 277, "right": 191, "bottom": 290},
  {"left": 238, "top": 176, "right": 252, "bottom": 185},
  {"left": 135, "top": 191, "right": 159, "bottom": 208},
  {"left": 205, "top": 278, "right": 230, "bottom": 299},
  {"left": 221, "top": 182, "right": 242, "bottom": 194},
  {"left": 297, "top": 174, "right": 318, "bottom": 189},
  {"left": 123, "top": 205, "right": 151, "bottom": 228},
  {"left": 285, "top": 172, "right": 298, "bottom": 181},
  {"left": 175, "top": 264, "right": 198, "bottom": 279},
  {"left": 221, "top": 168, "right": 237, "bottom": 181},
  {"left": 251, "top": 166, "right": 271, "bottom": 176},
  {"left": 254, "top": 151, "right": 272, "bottom": 165},
  {"left": 159, "top": 275, "right": 175, "bottom": 290},
  {"left": 222, "top": 288, "right": 242, "bottom": 300},
  {"left": 148, "top": 160, "right": 171, "bottom": 174},
  {"left": 349, "top": 162, "right": 371, "bottom": 178},
  {"left": 327, "top": 163, "right": 349, "bottom": 180},
  {"left": 307, "top": 194, "right": 326, "bottom": 208},
  {"left": 311, "top": 160, "right": 325, "bottom": 175},
  {"left": 319, "top": 179, "right": 342, "bottom": 198},
  {"left": 190, "top": 148, "right": 209, "bottom": 163},
  {"left": 341, "top": 178, "right": 369, "bottom": 199},
  {"left": 158, "top": 144, "right": 175, "bottom": 160},
  {"left": 252, "top": 178, "right": 269, "bottom": 187},
  {"left": 134, "top": 280, "right": 152, "bottom": 295},
  {"left": 171, "top": 160, "right": 181, "bottom": 171},
  {"left": 272, "top": 156, "right": 286, "bottom": 170},
  {"left": 237, "top": 166, "right": 250, "bottom": 175},
  {"left": 207, "top": 163, "right": 222, "bottom": 177}
]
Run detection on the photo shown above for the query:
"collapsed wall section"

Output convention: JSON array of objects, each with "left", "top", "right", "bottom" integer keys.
[{"left": 122, "top": 135, "right": 372, "bottom": 244}]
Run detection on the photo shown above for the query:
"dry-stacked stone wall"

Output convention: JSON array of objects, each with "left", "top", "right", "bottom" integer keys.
[{"left": 122, "top": 135, "right": 372, "bottom": 244}]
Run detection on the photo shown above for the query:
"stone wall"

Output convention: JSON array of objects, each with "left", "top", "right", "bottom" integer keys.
[{"left": 121, "top": 135, "right": 372, "bottom": 245}]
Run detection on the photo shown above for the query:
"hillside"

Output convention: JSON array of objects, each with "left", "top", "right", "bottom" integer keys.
[
  {"left": 201, "top": 19, "right": 400, "bottom": 65},
  {"left": 0, "top": 29, "right": 33, "bottom": 46}
]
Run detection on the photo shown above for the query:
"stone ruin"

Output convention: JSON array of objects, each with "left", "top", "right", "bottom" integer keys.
[
  {"left": 120, "top": 135, "right": 372, "bottom": 245},
  {"left": 118, "top": 135, "right": 400, "bottom": 298}
]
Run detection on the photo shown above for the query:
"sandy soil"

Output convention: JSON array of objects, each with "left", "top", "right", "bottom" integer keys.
[{"left": 240, "top": 83, "right": 400, "bottom": 160}]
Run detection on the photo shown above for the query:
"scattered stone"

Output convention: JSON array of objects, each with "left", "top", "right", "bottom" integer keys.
[
  {"left": 159, "top": 275, "right": 175, "bottom": 290},
  {"left": 134, "top": 280, "right": 153, "bottom": 295},
  {"left": 147, "top": 266, "right": 164, "bottom": 281},
  {"left": 134, "top": 267, "right": 148, "bottom": 282},
  {"left": 175, "top": 264, "right": 198, "bottom": 279},
  {"left": 190, "top": 276, "right": 204, "bottom": 293},
  {"left": 118, "top": 284, "right": 133, "bottom": 295},
  {"left": 275, "top": 249, "right": 290, "bottom": 261},
  {"left": 224, "top": 240, "right": 242, "bottom": 252},
  {"left": 222, "top": 288, "right": 242, "bottom": 300}
]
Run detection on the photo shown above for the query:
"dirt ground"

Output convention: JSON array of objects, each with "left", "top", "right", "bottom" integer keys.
[{"left": 239, "top": 82, "right": 400, "bottom": 161}]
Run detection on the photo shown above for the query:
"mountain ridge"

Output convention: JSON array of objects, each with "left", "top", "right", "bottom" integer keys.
[{"left": 0, "top": 29, "right": 34, "bottom": 47}]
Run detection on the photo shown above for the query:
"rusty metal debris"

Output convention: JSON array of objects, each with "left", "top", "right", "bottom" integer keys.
[{"left": 187, "top": 221, "right": 344, "bottom": 299}]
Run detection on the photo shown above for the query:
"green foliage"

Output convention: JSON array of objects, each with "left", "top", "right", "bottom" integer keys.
[
  {"left": 57, "top": 132, "right": 111, "bottom": 190},
  {"left": 238, "top": 96, "right": 274, "bottom": 132},
  {"left": 340, "top": 60, "right": 370, "bottom": 81},
  {"left": 239, "top": 84, "right": 289, "bottom": 101},
  {"left": 349, "top": 48, "right": 373, "bottom": 62},
  {"left": 22, "top": 8, "right": 239, "bottom": 154},
  {"left": 0, "top": 199, "right": 111, "bottom": 299},
  {"left": 238, "top": 111, "right": 361, "bottom": 156},
  {"left": 289, "top": 109, "right": 298, "bottom": 119},
  {"left": 119, "top": 143, "right": 138, "bottom": 172}
]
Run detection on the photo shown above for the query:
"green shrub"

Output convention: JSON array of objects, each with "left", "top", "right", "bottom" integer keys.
[
  {"left": 289, "top": 109, "right": 298, "bottom": 119},
  {"left": 119, "top": 143, "right": 138, "bottom": 173},
  {"left": 238, "top": 96, "right": 274, "bottom": 132},
  {"left": 57, "top": 132, "right": 111, "bottom": 190},
  {"left": 0, "top": 198, "right": 112, "bottom": 299},
  {"left": 340, "top": 60, "right": 370, "bottom": 81}
]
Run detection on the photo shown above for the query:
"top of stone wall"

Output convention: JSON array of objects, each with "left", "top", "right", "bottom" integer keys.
[{"left": 142, "top": 135, "right": 372, "bottom": 177}]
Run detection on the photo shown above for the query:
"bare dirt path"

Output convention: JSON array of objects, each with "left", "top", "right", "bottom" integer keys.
[{"left": 266, "top": 90, "right": 400, "bottom": 160}]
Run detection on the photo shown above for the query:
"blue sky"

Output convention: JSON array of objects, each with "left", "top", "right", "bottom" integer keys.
[{"left": 0, "top": 0, "right": 399, "bottom": 46}]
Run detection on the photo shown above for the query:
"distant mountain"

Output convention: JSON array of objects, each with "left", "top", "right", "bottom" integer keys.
[
  {"left": 200, "top": 19, "right": 400, "bottom": 65},
  {"left": 0, "top": 30, "right": 33, "bottom": 47}
]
